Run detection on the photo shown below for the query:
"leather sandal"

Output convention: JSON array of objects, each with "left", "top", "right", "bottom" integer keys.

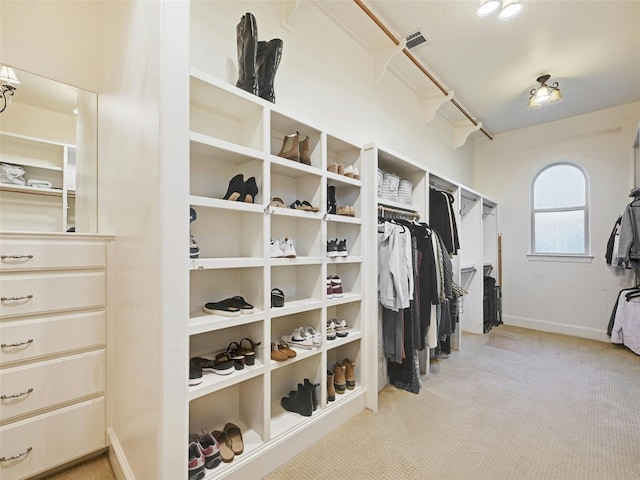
[
  {"left": 226, "top": 342, "right": 245, "bottom": 370},
  {"left": 238, "top": 337, "right": 260, "bottom": 365},
  {"left": 271, "top": 342, "right": 288, "bottom": 361},
  {"left": 224, "top": 422, "right": 244, "bottom": 455}
]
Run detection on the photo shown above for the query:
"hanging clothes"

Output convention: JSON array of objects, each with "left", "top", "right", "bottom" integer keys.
[
  {"left": 609, "top": 288, "right": 640, "bottom": 355},
  {"left": 429, "top": 188, "right": 460, "bottom": 255}
]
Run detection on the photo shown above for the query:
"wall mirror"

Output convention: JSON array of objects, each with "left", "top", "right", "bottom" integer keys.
[{"left": 0, "top": 65, "right": 97, "bottom": 233}]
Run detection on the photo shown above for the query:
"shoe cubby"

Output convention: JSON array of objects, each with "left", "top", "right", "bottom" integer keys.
[
  {"left": 270, "top": 215, "right": 323, "bottom": 260},
  {"left": 377, "top": 149, "right": 428, "bottom": 217},
  {"left": 190, "top": 72, "right": 265, "bottom": 151},
  {"left": 189, "top": 376, "right": 265, "bottom": 457},
  {"left": 327, "top": 262, "right": 362, "bottom": 300},
  {"left": 328, "top": 182, "right": 361, "bottom": 219},
  {"left": 270, "top": 165, "right": 322, "bottom": 214},
  {"left": 327, "top": 345, "right": 362, "bottom": 397},
  {"left": 270, "top": 265, "right": 323, "bottom": 312},
  {"left": 326, "top": 221, "right": 362, "bottom": 259},
  {"left": 190, "top": 208, "right": 264, "bottom": 261},
  {"left": 270, "top": 310, "right": 323, "bottom": 366},
  {"left": 190, "top": 138, "right": 264, "bottom": 204},
  {"left": 269, "top": 111, "right": 322, "bottom": 170},
  {"left": 326, "top": 134, "right": 362, "bottom": 185},
  {"left": 189, "top": 268, "right": 265, "bottom": 332},
  {"left": 326, "top": 301, "right": 363, "bottom": 346},
  {"left": 270, "top": 355, "right": 324, "bottom": 437}
]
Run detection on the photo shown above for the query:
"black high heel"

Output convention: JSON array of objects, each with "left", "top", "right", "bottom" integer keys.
[
  {"left": 244, "top": 177, "right": 258, "bottom": 203},
  {"left": 223, "top": 173, "right": 246, "bottom": 201}
]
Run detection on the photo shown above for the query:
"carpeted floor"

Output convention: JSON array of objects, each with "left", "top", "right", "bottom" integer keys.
[{"left": 48, "top": 326, "right": 640, "bottom": 479}]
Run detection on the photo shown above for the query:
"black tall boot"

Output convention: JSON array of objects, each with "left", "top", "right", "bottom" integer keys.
[
  {"left": 256, "top": 38, "right": 283, "bottom": 103},
  {"left": 327, "top": 185, "right": 337, "bottom": 215},
  {"left": 235, "top": 13, "right": 258, "bottom": 95}
]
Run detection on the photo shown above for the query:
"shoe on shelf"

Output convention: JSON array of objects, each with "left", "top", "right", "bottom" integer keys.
[
  {"left": 335, "top": 318, "right": 349, "bottom": 337},
  {"left": 190, "top": 207, "right": 197, "bottom": 223},
  {"left": 283, "top": 327, "right": 313, "bottom": 350},
  {"left": 301, "top": 378, "right": 319, "bottom": 411},
  {"left": 243, "top": 176, "right": 258, "bottom": 203},
  {"left": 202, "top": 299, "right": 241, "bottom": 317},
  {"left": 190, "top": 235, "right": 200, "bottom": 259},
  {"left": 271, "top": 288, "right": 285, "bottom": 307},
  {"left": 222, "top": 173, "right": 246, "bottom": 201},
  {"left": 333, "top": 363, "right": 346, "bottom": 395},
  {"left": 229, "top": 296, "right": 254, "bottom": 314},
  {"left": 336, "top": 205, "right": 350, "bottom": 216},
  {"left": 327, "top": 163, "right": 339, "bottom": 174},
  {"left": 270, "top": 238, "right": 285, "bottom": 258},
  {"left": 326, "top": 277, "right": 333, "bottom": 299},
  {"left": 343, "top": 358, "right": 356, "bottom": 390},
  {"left": 281, "top": 385, "right": 313, "bottom": 417},
  {"left": 224, "top": 422, "right": 244, "bottom": 456},
  {"left": 277, "top": 131, "right": 300, "bottom": 161},
  {"left": 327, "top": 239, "right": 339, "bottom": 257},
  {"left": 281, "top": 237, "right": 296, "bottom": 258},
  {"left": 327, "top": 370, "right": 335, "bottom": 402},
  {"left": 299, "top": 135, "right": 311, "bottom": 166},
  {"left": 326, "top": 319, "right": 336, "bottom": 341},
  {"left": 188, "top": 441, "right": 206, "bottom": 480},
  {"left": 337, "top": 239, "right": 348, "bottom": 257},
  {"left": 189, "top": 359, "right": 203, "bottom": 386},
  {"left": 276, "top": 338, "right": 297, "bottom": 358},
  {"left": 353, "top": 166, "right": 360, "bottom": 180},
  {"left": 330, "top": 276, "right": 343, "bottom": 298},
  {"left": 238, "top": 337, "right": 260, "bottom": 365},
  {"left": 337, "top": 164, "right": 345, "bottom": 176},
  {"left": 304, "top": 325, "right": 322, "bottom": 347},
  {"left": 271, "top": 341, "right": 289, "bottom": 361},
  {"left": 211, "top": 430, "right": 234, "bottom": 463},
  {"left": 190, "top": 431, "right": 222, "bottom": 470},
  {"left": 327, "top": 185, "right": 337, "bottom": 215},
  {"left": 192, "top": 356, "right": 234, "bottom": 376},
  {"left": 226, "top": 342, "right": 245, "bottom": 370},
  {"left": 269, "top": 197, "right": 287, "bottom": 208}
]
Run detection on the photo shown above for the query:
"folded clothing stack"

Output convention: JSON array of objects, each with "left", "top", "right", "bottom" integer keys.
[
  {"left": 0, "top": 163, "right": 26, "bottom": 186},
  {"left": 26, "top": 179, "right": 53, "bottom": 189}
]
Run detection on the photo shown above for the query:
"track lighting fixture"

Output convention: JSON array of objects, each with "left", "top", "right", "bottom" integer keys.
[
  {"left": 477, "top": 0, "right": 523, "bottom": 20},
  {"left": 528, "top": 74, "right": 563, "bottom": 108},
  {"left": 0, "top": 65, "right": 20, "bottom": 114}
]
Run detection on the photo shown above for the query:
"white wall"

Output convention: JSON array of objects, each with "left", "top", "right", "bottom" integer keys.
[
  {"left": 474, "top": 102, "right": 640, "bottom": 341},
  {"left": 190, "top": 0, "right": 474, "bottom": 183}
]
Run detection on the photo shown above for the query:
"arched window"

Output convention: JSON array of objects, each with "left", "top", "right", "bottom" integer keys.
[{"left": 531, "top": 163, "right": 589, "bottom": 255}]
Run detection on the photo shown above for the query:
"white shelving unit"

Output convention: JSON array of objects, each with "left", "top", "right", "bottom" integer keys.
[
  {"left": 186, "top": 69, "right": 371, "bottom": 479},
  {"left": 0, "top": 132, "right": 76, "bottom": 232}
]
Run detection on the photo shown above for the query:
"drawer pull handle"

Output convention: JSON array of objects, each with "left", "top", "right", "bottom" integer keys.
[
  {"left": 1, "top": 254, "right": 34, "bottom": 259},
  {"left": 1, "top": 388, "right": 34, "bottom": 400},
  {"left": 0, "top": 295, "right": 33, "bottom": 302},
  {"left": 1, "top": 339, "right": 34, "bottom": 348},
  {"left": 0, "top": 447, "right": 33, "bottom": 462}
]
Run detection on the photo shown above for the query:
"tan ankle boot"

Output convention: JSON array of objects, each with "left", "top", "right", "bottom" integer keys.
[
  {"left": 327, "top": 370, "right": 335, "bottom": 402},
  {"left": 333, "top": 364, "right": 346, "bottom": 394},
  {"left": 343, "top": 358, "right": 355, "bottom": 390},
  {"left": 299, "top": 135, "right": 311, "bottom": 166},
  {"left": 277, "top": 132, "right": 299, "bottom": 161}
]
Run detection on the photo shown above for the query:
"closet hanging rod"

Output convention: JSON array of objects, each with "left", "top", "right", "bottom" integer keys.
[
  {"left": 461, "top": 193, "right": 478, "bottom": 202},
  {"left": 353, "top": 0, "right": 493, "bottom": 141},
  {"left": 378, "top": 204, "right": 420, "bottom": 219},
  {"left": 429, "top": 180, "right": 454, "bottom": 194}
]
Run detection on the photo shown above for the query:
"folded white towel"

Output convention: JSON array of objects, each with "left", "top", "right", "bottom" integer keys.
[{"left": 26, "top": 179, "right": 53, "bottom": 189}]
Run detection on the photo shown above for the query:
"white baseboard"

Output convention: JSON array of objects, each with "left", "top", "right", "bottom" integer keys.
[
  {"left": 503, "top": 314, "right": 611, "bottom": 343},
  {"left": 107, "top": 428, "right": 134, "bottom": 480}
]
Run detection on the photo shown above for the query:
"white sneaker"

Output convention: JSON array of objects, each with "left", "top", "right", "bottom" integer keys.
[
  {"left": 335, "top": 319, "right": 349, "bottom": 337},
  {"left": 281, "top": 237, "right": 297, "bottom": 258},
  {"left": 284, "top": 327, "right": 313, "bottom": 349},
  {"left": 304, "top": 326, "right": 322, "bottom": 347},
  {"left": 270, "top": 239, "right": 284, "bottom": 258},
  {"left": 326, "top": 320, "right": 337, "bottom": 340}
]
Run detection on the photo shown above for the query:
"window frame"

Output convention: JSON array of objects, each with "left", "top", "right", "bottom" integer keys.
[{"left": 529, "top": 162, "right": 590, "bottom": 258}]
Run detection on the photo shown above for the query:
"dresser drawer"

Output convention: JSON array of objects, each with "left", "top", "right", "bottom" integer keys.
[
  {"left": 0, "top": 350, "right": 105, "bottom": 423},
  {"left": 0, "top": 239, "right": 105, "bottom": 272},
  {"left": 0, "top": 397, "right": 105, "bottom": 480},
  {"left": 0, "top": 272, "right": 105, "bottom": 318},
  {"left": 0, "top": 312, "right": 105, "bottom": 366}
]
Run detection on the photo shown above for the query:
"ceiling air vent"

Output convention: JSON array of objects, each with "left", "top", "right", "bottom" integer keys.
[{"left": 405, "top": 29, "right": 431, "bottom": 50}]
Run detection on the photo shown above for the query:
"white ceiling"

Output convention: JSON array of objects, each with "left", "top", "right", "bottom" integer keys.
[{"left": 318, "top": 0, "right": 640, "bottom": 139}]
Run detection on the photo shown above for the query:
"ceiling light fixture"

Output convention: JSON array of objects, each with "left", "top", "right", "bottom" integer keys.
[
  {"left": 528, "top": 74, "right": 563, "bottom": 108},
  {"left": 477, "top": 0, "right": 523, "bottom": 19},
  {"left": 0, "top": 65, "right": 20, "bottom": 113}
]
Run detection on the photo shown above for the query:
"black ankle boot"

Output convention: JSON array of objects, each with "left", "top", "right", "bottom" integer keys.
[
  {"left": 236, "top": 13, "right": 258, "bottom": 95},
  {"left": 302, "top": 379, "right": 319, "bottom": 411},
  {"left": 223, "top": 173, "right": 246, "bottom": 201},
  {"left": 327, "top": 185, "right": 337, "bottom": 215},
  {"left": 256, "top": 38, "right": 283, "bottom": 103},
  {"left": 244, "top": 177, "right": 258, "bottom": 203},
  {"left": 281, "top": 387, "right": 313, "bottom": 417}
]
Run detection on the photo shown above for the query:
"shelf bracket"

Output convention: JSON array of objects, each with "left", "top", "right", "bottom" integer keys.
[
  {"left": 422, "top": 90, "right": 454, "bottom": 124},
  {"left": 371, "top": 37, "right": 406, "bottom": 85},
  {"left": 454, "top": 121, "right": 482, "bottom": 149},
  {"left": 281, "top": 1, "right": 300, "bottom": 30}
]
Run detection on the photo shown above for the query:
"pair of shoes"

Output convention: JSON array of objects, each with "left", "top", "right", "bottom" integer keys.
[
  {"left": 271, "top": 288, "right": 285, "bottom": 307},
  {"left": 336, "top": 205, "right": 355, "bottom": 217},
  {"left": 202, "top": 296, "right": 254, "bottom": 316},
  {"left": 289, "top": 199, "right": 319, "bottom": 212},
  {"left": 332, "top": 358, "right": 356, "bottom": 394},
  {"left": 270, "top": 339, "right": 297, "bottom": 361},
  {"left": 327, "top": 317, "right": 349, "bottom": 338},
  {"left": 282, "top": 326, "right": 317, "bottom": 350},
  {"left": 222, "top": 173, "right": 259, "bottom": 203},
  {"left": 327, "top": 163, "right": 360, "bottom": 180},
  {"left": 188, "top": 430, "right": 222, "bottom": 476},
  {"left": 327, "top": 238, "right": 348, "bottom": 257},
  {"left": 281, "top": 378, "right": 318, "bottom": 416},
  {"left": 190, "top": 354, "right": 234, "bottom": 379},
  {"left": 212, "top": 422, "right": 244, "bottom": 463},
  {"left": 236, "top": 337, "right": 261, "bottom": 366},
  {"left": 277, "top": 131, "right": 311, "bottom": 165},
  {"left": 271, "top": 237, "right": 296, "bottom": 258},
  {"left": 326, "top": 276, "right": 343, "bottom": 299}
]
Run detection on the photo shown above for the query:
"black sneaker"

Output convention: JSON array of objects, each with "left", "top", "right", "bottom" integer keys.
[
  {"left": 189, "top": 359, "right": 203, "bottom": 386},
  {"left": 327, "top": 239, "right": 339, "bottom": 257},
  {"left": 337, "top": 239, "right": 348, "bottom": 257}
]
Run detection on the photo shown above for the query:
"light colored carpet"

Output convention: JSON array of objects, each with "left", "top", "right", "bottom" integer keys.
[{"left": 49, "top": 326, "right": 640, "bottom": 479}]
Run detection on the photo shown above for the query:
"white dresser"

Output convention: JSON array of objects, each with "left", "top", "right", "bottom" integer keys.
[{"left": 0, "top": 233, "right": 109, "bottom": 480}]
